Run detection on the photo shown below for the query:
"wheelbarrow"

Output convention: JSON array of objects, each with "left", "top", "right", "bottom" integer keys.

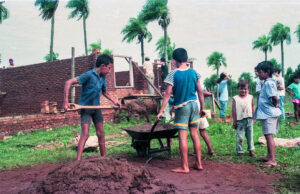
[{"left": 122, "top": 120, "right": 178, "bottom": 159}]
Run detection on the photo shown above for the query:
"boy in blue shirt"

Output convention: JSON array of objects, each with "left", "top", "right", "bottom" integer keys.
[
  {"left": 254, "top": 61, "right": 281, "bottom": 167},
  {"left": 63, "top": 54, "right": 121, "bottom": 161},
  {"left": 217, "top": 72, "right": 230, "bottom": 118},
  {"left": 157, "top": 48, "right": 206, "bottom": 173}
]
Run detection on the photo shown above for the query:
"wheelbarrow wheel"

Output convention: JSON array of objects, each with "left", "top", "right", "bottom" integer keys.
[{"left": 132, "top": 140, "right": 147, "bottom": 157}]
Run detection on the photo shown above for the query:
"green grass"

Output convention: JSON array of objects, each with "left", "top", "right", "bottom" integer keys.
[{"left": 0, "top": 98, "right": 299, "bottom": 192}]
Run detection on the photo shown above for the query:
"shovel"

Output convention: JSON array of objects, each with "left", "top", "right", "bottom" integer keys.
[{"left": 62, "top": 103, "right": 120, "bottom": 112}]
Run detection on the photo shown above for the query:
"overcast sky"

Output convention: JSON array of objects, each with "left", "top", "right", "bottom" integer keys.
[{"left": 1, "top": 0, "right": 300, "bottom": 81}]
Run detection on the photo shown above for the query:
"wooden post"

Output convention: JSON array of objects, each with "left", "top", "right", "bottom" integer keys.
[
  {"left": 212, "top": 93, "right": 216, "bottom": 113},
  {"left": 71, "top": 47, "right": 75, "bottom": 103}
]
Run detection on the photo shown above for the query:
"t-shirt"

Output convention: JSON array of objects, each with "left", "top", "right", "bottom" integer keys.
[
  {"left": 274, "top": 75, "right": 285, "bottom": 96},
  {"left": 233, "top": 94, "right": 253, "bottom": 121},
  {"left": 164, "top": 68, "right": 200, "bottom": 109},
  {"left": 218, "top": 80, "right": 228, "bottom": 101},
  {"left": 288, "top": 82, "right": 300, "bottom": 99},
  {"left": 143, "top": 61, "right": 153, "bottom": 77},
  {"left": 254, "top": 78, "right": 281, "bottom": 120},
  {"left": 256, "top": 79, "right": 264, "bottom": 93},
  {"left": 77, "top": 68, "right": 107, "bottom": 106}
]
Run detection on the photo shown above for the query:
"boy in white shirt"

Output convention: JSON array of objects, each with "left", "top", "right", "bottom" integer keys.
[{"left": 232, "top": 80, "right": 256, "bottom": 157}]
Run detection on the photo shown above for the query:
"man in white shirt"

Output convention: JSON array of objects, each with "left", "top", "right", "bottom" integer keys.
[
  {"left": 273, "top": 68, "right": 285, "bottom": 121},
  {"left": 143, "top": 57, "right": 154, "bottom": 94}
]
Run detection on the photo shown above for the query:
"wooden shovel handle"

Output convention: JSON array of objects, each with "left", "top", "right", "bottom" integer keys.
[{"left": 68, "top": 103, "right": 119, "bottom": 111}]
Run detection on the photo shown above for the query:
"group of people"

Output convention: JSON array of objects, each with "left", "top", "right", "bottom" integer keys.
[{"left": 63, "top": 48, "right": 300, "bottom": 173}]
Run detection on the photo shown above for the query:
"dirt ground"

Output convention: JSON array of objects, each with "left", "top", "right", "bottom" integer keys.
[{"left": 0, "top": 156, "right": 281, "bottom": 194}]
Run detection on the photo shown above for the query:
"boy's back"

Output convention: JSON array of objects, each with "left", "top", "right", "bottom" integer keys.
[{"left": 165, "top": 68, "right": 200, "bottom": 108}]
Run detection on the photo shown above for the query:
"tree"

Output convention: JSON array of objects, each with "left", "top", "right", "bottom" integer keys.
[
  {"left": 44, "top": 52, "right": 59, "bottom": 61},
  {"left": 269, "top": 23, "right": 291, "bottom": 76},
  {"left": 121, "top": 17, "right": 152, "bottom": 64},
  {"left": 294, "top": 24, "right": 300, "bottom": 42},
  {"left": 66, "top": 0, "right": 89, "bottom": 56},
  {"left": 102, "top": 49, "right": 113, "bottom": 55},
  {"left": 206, "top": 51, "right": 227, "bottom": 77},
  {"left": 204, "top": 74, "right": 218, "bottom": 92},
  {"left": 269, "top": 58, "right": 281, "bottom": 70},
  {"left": 155, "top": 36, "right": 175, "bottom": 60},
  {"left": 139, "top": 0, "right": 170, "bottom": 69},
  {"left": 88, "top": 40, "right": 101, "bottom": 53},
  {"left": 252, "top": 34, "right": 272, "bottom": 61},
  {"left": 0, "top": 1, "right": 9, "bottom": 24},
  {"left": 35, "top": 0, "right": 59, "bottom": 61}
]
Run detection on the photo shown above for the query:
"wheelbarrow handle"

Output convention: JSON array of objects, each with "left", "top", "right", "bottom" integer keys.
[{"left": 147, "top": 120, "right": 160, "bottom": 144}]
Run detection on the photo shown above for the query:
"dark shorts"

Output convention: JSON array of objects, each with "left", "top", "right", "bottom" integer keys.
[
  {"left": 174, "top": 101, "right": 200, "bottom": 130},
  {"left": 80, "top": 109, "right": 103, "bottom": 124}
]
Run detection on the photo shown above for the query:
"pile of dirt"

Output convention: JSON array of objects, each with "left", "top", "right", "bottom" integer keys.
[{"left": 21, "top": 157, "right": 176, "bottom": 194}]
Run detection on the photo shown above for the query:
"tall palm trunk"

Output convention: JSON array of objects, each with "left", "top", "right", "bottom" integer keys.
[
  {"left": 264, "top": 50, "right": 267, "bottom": 61},
  {"left": 280, "top": 41, "right": 284, "bottom": 76},
  {"left": 141, "top": 38, "right": 145, "bottom": 65},
  {"left": 83, "top": 17, "right": 88, "bottom": 56},
  {"left": 50, "top": 15, "right": 55, "bottom": 61},
  {"left": 163, "top": 27, "right": 169, "bottom": 71}
]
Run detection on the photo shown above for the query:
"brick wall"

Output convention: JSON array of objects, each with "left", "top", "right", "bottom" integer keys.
[{"left": 0, "top": 54, "right": 154, "bottom": 134}]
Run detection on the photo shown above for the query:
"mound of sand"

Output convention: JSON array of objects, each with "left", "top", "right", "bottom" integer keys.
[{"left": 21, "top": 157, "right": 176, "bottom": 194}]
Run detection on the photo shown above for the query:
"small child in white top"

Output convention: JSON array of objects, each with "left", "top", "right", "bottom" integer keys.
[{"left": 232, "top": 80, "right": 256, "bottom": 157}]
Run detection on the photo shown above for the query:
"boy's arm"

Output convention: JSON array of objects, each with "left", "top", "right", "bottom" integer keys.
[
  {"left": 196, "top": 81, "right": 206, "bottom": 117},
  {"left": 157, "top": 84, "right": 172, "bottom": 120},
  {"left": 202, "top": 91, "right": 212, "bottom": 96},
  {"left": 63, "top": 78, "right": 78, "bottom": 110},
  {"left": 232, "top": 99, "right": 237, "bottom": 129},
  {"left": 223, "top": 72, "right": 231, "bottom": 80},
  {"left": 102, "top": 91, "right": 121, "bottom": 107},
  {"left": 271, "top": 96, "right": 280, "bottom": 108}
]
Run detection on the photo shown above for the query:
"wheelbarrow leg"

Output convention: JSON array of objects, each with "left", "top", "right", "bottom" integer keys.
[{"left": 167, "top": 138, "right": 171, "bottom": 159}]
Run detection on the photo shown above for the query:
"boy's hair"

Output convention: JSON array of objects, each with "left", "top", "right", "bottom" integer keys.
[
  {"left": 237, "top": 79, "right": 249, "bottom": 88},
  {"left": 274, "top": 68, "right": 281, "bottom": 74},
  {"left": 294, "top": 72, "right": 300, "bottom": 79},
  {"left": 172, "top": 48, "right": 188, "bottom": 63},
  {"left": 217, "top": 73, "right": 226, "bottom": 84},
  {"left": 256, "top": 61, "right": 274, "bottom": 77},
  {"left": 160, "top": 84, "right": 167, "bottom": 92},
  {"left": 96, "top": 54, "right": 113, "bottom": 67},
  {"left": 160, "top": 57, "right": 165, "bottom": 62},
  {"left": 145, "top": 57, "right": 150, "bottom": 61}
]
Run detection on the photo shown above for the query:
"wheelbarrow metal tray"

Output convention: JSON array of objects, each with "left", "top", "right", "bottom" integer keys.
[{"left": 122, "top": 123, "right": 177, "bottom": 140}]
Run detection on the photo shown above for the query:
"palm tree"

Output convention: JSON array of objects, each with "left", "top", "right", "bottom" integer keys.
[
  {"left": 155, "top": 36, "right": 175, "bottom": 60},
  {"left": 252, "top": 35, "right": 272, "bottom": 61},
  {"left": 206, "top": 51, "right": 227, "bottom": 77},
  {"left": 139, "top": 0, "right": 170, "bottom": 69},
  {"left": 35, "top": 0, "right": 59, "bottom": 61},
  {"left": 294, "top": 24, "right": 300, "bottom": 42},
  {"left": 66, "top": 0, "right": 89, "bottom": 56},
  {"left": 44, "top": 52, "right": 59, "bottom": 61},
  {"left": 269, "top": 58, "right": 281, "bottom": 70},
  {"left": 121, "top": 17, "right": 152, "bottom": 64},
  {"left": 88, "top": 40, "right": 101, "bottom": 54},
  {"left": 269, "top": 23, "right": 291, "bottom": 76},
  {"left": 0, "top": 1, "right": 9, "bottom": 24}
]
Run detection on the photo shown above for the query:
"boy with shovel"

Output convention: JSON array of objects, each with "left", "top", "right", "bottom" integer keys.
[
  {"left": 63, "top": 54, "right": 121, "bottom": 160},
  {"left": 157, "top": 48, "right": 206, "bottom": 173}
]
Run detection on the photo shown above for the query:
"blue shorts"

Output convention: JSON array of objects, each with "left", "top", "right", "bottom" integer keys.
[{"left": 174, "top": 101, "right": 200, "bottom": 130}]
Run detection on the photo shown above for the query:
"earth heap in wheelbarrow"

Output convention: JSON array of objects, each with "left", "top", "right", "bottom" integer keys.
[{"left": 21, "top": 157, "right": 177, "bottom": 194}]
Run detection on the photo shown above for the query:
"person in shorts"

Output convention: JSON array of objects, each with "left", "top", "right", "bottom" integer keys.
[
  {"left": 63, "top": 54, "right": 121, "bottom": 160},
  {"left": 286, "top": 72, "right": 300, "bottom": 122},
  {"left": 254, "top": 61, "right": 281, "bottom": 167},
  {"left": 157, "top": 48, "right": 206, "bottom": 173}
]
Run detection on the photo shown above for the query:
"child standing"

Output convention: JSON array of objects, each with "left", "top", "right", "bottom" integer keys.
[
  {"left": 273, "top": 68, "right": 286, "bottom": 121},
  {"left": 254, "top": 61, "right": 281, "bottom": 167},
  {"left": 217, "top": 72, "right": 230, "bottom": 118},
  {"left": 232, "top": 80, "right": 256, "bottom": 157},
  {"left": 286, "top": 72, "right": 300, "bottom": 122},
  {"left": 157, "top": 48, "right": 206, "bottom": 173}
]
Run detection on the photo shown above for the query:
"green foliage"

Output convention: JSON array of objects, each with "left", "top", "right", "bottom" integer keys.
[
  {"left": 285, "top": 65, "right": 300, "bottom": 86},
  {"left": 252, "top": 34, "right": 272, "bottom": 60},
  {"left": 102, "top": 49, "right": 113, "bottom": 55},
  {"left": 34, "top": 0, "right": 59, "bottom": 21},
  {"left": 121, "top": 17, "right": 152, "bottom": 44},
  {"left": 269, "top": 58, "right": 281, "bottom": 70},
  {"left": 206, "top": 51, "right": 227, "bottom": 77},
  {"left": 294, "top": 24, "right": 300, "bottom": 42},
  {"left": 269, "top": 23, "right": 291, "bottom": 46},
  {"left": 0, "top": 2, "right": 9, "bottom": 24},
  {"left": 66, "top": 0, "right": 89, "bottom": 20},
  {"left": 88, "top": 40, "right": 101, "bottom": 53},
  {"left": 44, "top": 52, "right": 59, "bottom": 61},
  {"left": 204, "top": 74, "right": 218, "bottom": 92},
  {"left": 155, "top": 36, "right": 175, "bottom": 59}
]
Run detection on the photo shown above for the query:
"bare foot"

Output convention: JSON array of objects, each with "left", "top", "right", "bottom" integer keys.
[
  {"left": 193, "top": 164, "right": 204, "bottom": 171},
  {"left": 256, "top": 157, "right": 269, "bottom": 162},
  {"left": 171, "top": 167, "right": 190, "bottom": 173},
  {"left": 260, "top": 161, "right": 277, "bottom": 167}
]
